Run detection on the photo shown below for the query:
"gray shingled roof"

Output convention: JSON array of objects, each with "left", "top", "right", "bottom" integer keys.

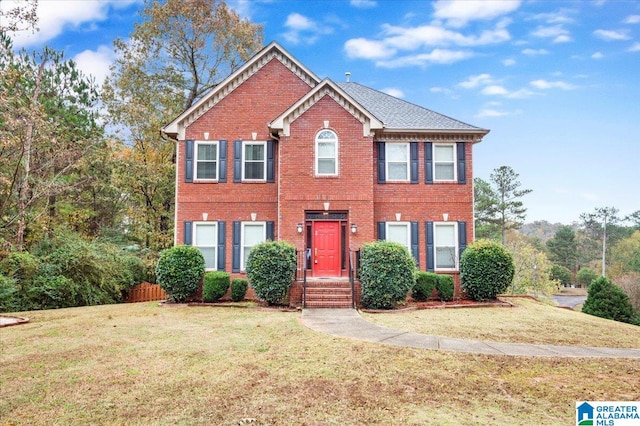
[{"left": 335, "top": 82, "right": 484, "bottom": 132}]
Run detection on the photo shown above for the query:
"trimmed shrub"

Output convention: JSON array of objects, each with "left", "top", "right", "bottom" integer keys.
[
  {"left": 577, "top": 268, "right": 598, "bottom": 288},
  {"left": 360, "top": 241, "right": 416, "bottom": 309},
  {"left": 246, "top": 241, "right": 296, "bottom": 305},
  {"left": 412, "top": 271, "right": 438, "bottom": 301},
  {"left": 156, "top": 245, "right": 205, "bottom": 302},
  {"left": 460, "top": 239, "right": 514, "bottom": 301},
  {"left": 203, "top": 271, "right": 230, "bottom": 302},
  {"left": 231, "top": 278, "right": 248, "bottom": 302},
  {"left": 436, "top": 274, "right": 455, "bottom": 302},
  {"left": 582, "top": 276, "right": 635, "bottom": 324}
]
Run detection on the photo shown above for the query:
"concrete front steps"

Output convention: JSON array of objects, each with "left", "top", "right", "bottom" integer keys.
[{"left": 303, "top": 279, "right": 354, "bottom": 308}]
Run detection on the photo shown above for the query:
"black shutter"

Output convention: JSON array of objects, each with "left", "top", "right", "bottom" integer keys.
[
  {"left": 458, "top": 221, "right": 467, "bottom": 261},
  {"left": 233, "top": 140, "right": 242, "bottom": 183},
  {"left": 426, "top": 221, "right": 434, "bottom": 271},
  {"left": 424, "top": 142, "right": 433, "bottom": 184},
  {"left": 411, "top": 221, "right": 419, "bottom": 267},
  {"left": 377, "top": 222, "right": 386, "bottom": 240},
  {"left": 184, "top": 221, "right": 193, "bottom": 245},
  {"left": 217, "top": 221, "right": 226, "bottom": 271},
  {"left": 232, "top": 221, "right": 241, "bottom": 272},
  {"left": 457, "top": 142, "right": 466, "bottom": 184},
  {"left": 266, "top": 221, "right": 275, "bottom": 240},
  {"left": 410, "top": 142, "right": 419, "bottom": 184},
  {"left": 267, "top": 140, "right": 275, "bottom": 183},
  {"left": 377, "top": 142, "right": 386, "bottom": 183},
  {"left": 218, "top": 140, "right": 228, "bottom": 183},
  {"left": 185, "top": 140, "right": 194, "bottom": 183}
]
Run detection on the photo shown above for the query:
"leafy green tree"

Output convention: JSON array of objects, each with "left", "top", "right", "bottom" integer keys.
[
  {"left": 505, "top": 232, "right": 558, "bottom": 297},
  {"left": 0, "top": 0, "right": 38, "bottom": 33},
  {"left": 473, "top": 177, "right": 500, "bottom": 241},
  {"left": 576, "top": 267, "right": 598, "bottom": 288},
  {"left": 474, "top": 166, "right": 532, "bottom": 244},
  {"left": 546, "top": 225, "right": 578, "bottom": 273},
  {"left": 582, "top": 276, "right": 635, "bottom": 324},
  {"left": 550, "top": 264, "right": 573, "bottom": 287},
  {"left": 103, "top": 0, "right": 263, "bottom": 250},
  {"left": 580, "top": 207, "right": 620, "bottom": 276},
  {"left": 609, "top": 231, "right": 640, "bottom": 278}
]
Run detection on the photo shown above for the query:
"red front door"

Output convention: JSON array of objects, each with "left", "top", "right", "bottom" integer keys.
[{"left": 312, "top": 221, "right": 341, "bottom": 277}]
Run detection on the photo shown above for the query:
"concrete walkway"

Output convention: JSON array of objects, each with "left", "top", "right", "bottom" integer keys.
[{"left": 300, "top": 309, "right": 640, "bottom": 358}]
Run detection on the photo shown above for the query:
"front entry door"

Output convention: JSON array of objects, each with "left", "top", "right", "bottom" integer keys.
[{"left": 312, "top": 221, "right": 341, "bottom": 277}]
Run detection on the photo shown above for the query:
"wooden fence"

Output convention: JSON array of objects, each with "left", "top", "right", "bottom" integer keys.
[{"left": 126, "top": 282, "right": 167, "bottom": 303}]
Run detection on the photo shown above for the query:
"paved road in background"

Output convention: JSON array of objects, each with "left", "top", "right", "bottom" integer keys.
[{"left": 552, "top": 295, "right": 587, "bottom": 309}]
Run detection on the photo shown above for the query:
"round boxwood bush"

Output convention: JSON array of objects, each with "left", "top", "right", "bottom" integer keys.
[
  {"left": 436, "top": 274, "right": 454, "bottom": 302},
  {"left": 412, "top": 271, "right": 438, "bottom": 301},
  {"left": 203, "top": 271, "right": 230, "bottom": 302},
  {"left": 460, "top": 239, "right": 514, "bottom": 301},
  {"left": 582, "top": 276, "right": 635, "bottom": 324},
  {"left": 246, "top": 241, "right": 296, "bottom": 305},
  {"left": 231, "top": 278, "right": 248, "bottom": 302},
  {"left": 156, "top": 245, "right": 205, "bottom": 302},
  {"left": 360, "top": 241, "right": 416, "bottom": 309}
]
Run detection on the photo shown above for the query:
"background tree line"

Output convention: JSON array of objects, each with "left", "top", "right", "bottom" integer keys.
[{"left": 0, "top": 0, "right": 262, "bottom": 312}]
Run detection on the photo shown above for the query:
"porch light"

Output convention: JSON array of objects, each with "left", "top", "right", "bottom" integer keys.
[
  {"left": 350, "top": 223, "right": 357, "bottom": 234},
  {"left": 297, "top": 223, "right": 303, "bottom": 233}
]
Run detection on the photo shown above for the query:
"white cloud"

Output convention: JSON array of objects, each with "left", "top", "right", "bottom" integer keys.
[
  {"left": 344, "top": 38, "right": 395, "bottom": 59},
  {"left": 530, "top": 79, "right": 576, "bottom": 90},
  {"left": 432, "top": 0, "right": 521, "bottom": 28},
  {"left": 592, "top": 51, "right": 604, "bottom": 59},
  {"left": 378, "top": 22, "right": 510, "bottom": 49},
  {"left": 481, "top": 85, "right": 535, "bottom": 99},
  {"left": 482, "top": 85, "right": 508, "bottom": 96},
  {"left": 553, "top": 35, "right": 572, "bottom": 43},
  {"left": 73, "top": 45, "right": 114, "bottom": 87},
  {"left": 382, "top": 87, "right": 404, "bottom": 98},
  {"left": 457, "top": 73, "right": 493, "bottom": 89},
  {"left": 6, "top": 0, "right": 137, "bottom": 48},
  {"left": 628, "top": 42, "right": 640, "bottom": 52},
  {"left": 530, "top": 10, "right": 576, "bottom": 25},
  {"left": 376, "top": 49, "right": 473, "bottom": 68},
  {"left": 476, "top": 108, "right": 510, "bottom": 118},
  {"left": 623, "top": 15, "right": 640, "bottom": 24},
  {"left": 350, "top": 0, "right": 377, "bottom": 8},
  {"left": 593, "top": 29, "right": 630, "bottom": 41},
  {"left": 502, "top": 58, "right": 516, "bottom": 66},
  {"left": 522, "top": 48, "right": 549, "bottom": 55},
  {"left": 282, "top": 12, "right": 332, "bottom": 45}
]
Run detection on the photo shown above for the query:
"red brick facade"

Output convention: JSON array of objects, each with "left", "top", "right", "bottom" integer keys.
[{"left": 163, "top": 43, "right": 488, "bottom": 304}]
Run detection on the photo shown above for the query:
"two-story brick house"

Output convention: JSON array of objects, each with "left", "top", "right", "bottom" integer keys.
[{"left": 162, "top": 42, "right": 489, "bottom": 307}]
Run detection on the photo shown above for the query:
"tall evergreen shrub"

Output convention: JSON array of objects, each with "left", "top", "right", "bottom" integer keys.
[
  {"left": 245, "top": 241, "right": 296, "bottom": 305},
  {"left": 460, "top": 239, "right": 514, "bottom": 301},
  {"left": 156, "top": 245, "right": 205, "bottom": 302}
]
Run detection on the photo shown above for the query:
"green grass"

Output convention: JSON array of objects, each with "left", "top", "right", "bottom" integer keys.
[{"left": 1, "top": 301, "right": 639, "bottom": 425}]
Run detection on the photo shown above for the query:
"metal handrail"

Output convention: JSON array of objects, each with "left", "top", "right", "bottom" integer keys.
[{"left": 348, "top": 250, "right": 357, "bottom": 309}]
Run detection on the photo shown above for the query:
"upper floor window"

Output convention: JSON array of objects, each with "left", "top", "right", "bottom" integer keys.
[
  {"left": 315, "top": 130, "right": 338, "bottom": 176},
  {"left": 434, "top": 222, "right": 457, "bottom": 270},
  {"left": 195, "top": 141, "right": 218, "bottom": 181},
  {"left": 434, "top": 144, "right": 456, "bottom": 181},
  {"left": 386, "top": 143, "right": 409, "bottom": 181},
  {"left": 194, "top": 222, "right": 218, "bottom": 270},
  {"left": 243, "top": 142, "right": 266, "bottom": 181},
  {"left": 241, "top": 222, "right": 266, "bottom": 270}
]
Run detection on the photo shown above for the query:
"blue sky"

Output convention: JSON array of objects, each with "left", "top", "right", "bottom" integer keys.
[{"left": 4, "top": 0, "right": 639, "bottom": 225}]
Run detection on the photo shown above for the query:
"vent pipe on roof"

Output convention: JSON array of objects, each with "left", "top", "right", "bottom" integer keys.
[{"left": 345, "top": 72, "right": 351, "bottom": 82}]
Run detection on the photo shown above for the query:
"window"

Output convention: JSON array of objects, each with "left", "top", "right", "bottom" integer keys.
[
  {"left": 195, "top": 141, "right": 218, "bottom": 181},
  {"left": 386, "top": 222, "right": 411, "bottom": 251},
  {"left": 386, "top": 143, "right": 409, "bottom": 181},
  {"left": 194, "top": 222, "right": 218, "bottom": 270},
  {"left": 434, "top": 223, "right": 457, "bottom": 270},
  {"left": 434, "top": 144, "right": 455, "bottom": 181},
  {"left": 241, "top": 222, "right": 266, "bottom": 270},
  {"left": 315, "top": 130, "right": 337, "bottom": 175},
  {"left": 243, "top": 142, "right": 266, "bottom": 181}
]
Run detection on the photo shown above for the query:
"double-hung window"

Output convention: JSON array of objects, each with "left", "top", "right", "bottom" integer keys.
[
  {"left": 241, "top": 222, "right": 266, "bottom": 270},
  {"left": 386, "top": 143, "right": 409, "bottom": 181},
  {"left": 386, "top": 222, "right": 411, "bottom": 252},
  {"left": 434, "top": 223, "right": 457, "bottom": 270},
  {"left": 243, "top": 142, "right": 266, "bottom": 181},
  {"left": 315, "top": 130, "right": 338, "bottom": 176},
  {"left": 195, "top": 141, "right": 218, "bottom": 181},
  {"left": 194, "top": 222, "right": 218, "bottom": 270},
  {"left": 434, "top": 144, "right": 455, "bottom": 181}
]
